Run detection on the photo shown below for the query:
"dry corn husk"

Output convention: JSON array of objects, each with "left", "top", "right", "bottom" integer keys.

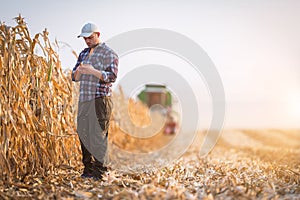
[{"left": 0, "top": 15, "right": 80, "bottom": 181}]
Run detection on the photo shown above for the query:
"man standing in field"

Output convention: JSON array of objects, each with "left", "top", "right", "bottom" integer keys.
[{"left": 72, "top": 22, "right": 118, "bottom": 179}]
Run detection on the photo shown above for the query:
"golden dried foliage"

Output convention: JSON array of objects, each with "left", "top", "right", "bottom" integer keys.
[
  {"left": 109, "top": 87, "right": 174, "bottom": 153},
  {"left": 0, "top": 15, "right": 80, "bottom": 181}
]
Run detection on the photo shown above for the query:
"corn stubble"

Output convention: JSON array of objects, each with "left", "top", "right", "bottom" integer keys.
[{"left": 0, "top": 16, "right": 299, "bottom": 199}]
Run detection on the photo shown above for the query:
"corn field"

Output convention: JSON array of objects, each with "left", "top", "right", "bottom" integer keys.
[
  {"left": 0, "top": 15, "right": 81, "bottom": 182},
  {"left": 0, "top": 16, "right": 300, "bottom": 199}
]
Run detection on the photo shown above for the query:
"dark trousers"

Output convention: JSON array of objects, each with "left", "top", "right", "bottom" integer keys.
[{"left": 77, "top": 97, "right": 112, "bottom": 168}]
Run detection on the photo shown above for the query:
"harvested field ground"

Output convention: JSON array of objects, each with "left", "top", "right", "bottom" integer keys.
[{"left": 1, "top": 129, "right": 299, "bottom": 200}]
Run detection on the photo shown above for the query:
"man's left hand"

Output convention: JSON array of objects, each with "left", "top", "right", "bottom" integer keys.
[
  {"left": 78, "top": 64, "right": 103, "bottom": 81},
  {"left": 78, "top": 64, "right": 95, "bottom": 75}
]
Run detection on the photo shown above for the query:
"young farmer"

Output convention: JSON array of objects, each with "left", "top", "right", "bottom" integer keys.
[{"left": 72, "top": 22, "right": 118, "bottom": 179}]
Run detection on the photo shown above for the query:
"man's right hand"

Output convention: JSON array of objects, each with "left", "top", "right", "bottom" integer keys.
[{"left": 74, "top": 67, "right": 82, "bottom": 81}]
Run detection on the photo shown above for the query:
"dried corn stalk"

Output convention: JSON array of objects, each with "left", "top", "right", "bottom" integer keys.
[{"left": 0, "top": 15, "right": 80, "bottom": 181}]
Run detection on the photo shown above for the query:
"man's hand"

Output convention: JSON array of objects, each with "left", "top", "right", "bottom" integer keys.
[
  {"left": 74, "top": 68, "right": 82, "bottom": 81},
  {"left": 78, "top": 64, "right": 95, "bottom": 75},
  {"left": 77, "top": 64, "right": 103, "bottom": 81}
]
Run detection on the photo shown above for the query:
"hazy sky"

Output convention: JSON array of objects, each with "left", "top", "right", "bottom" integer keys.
[{"left": 1, "top": 0, "right": 299, "bottom": 128}]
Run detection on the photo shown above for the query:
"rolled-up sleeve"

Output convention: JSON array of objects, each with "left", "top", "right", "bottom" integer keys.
[
  {"left": 71, "top": 51, "right": 85, "bottom": 82},
  {"left": 101, "top": 51, "right": 118, "bottom": 83},
  {"left": 71, "top": 66, "right": 79, "bottom": 81}
]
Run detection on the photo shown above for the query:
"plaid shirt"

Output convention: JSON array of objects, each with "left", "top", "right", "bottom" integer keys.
[{"left": 72, "top": 43, "right": 118, "bottom": 102}]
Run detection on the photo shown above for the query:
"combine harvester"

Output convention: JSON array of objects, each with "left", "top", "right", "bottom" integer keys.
[{"left": 137, "top": 84, "right": 179, "bottom": 135}]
